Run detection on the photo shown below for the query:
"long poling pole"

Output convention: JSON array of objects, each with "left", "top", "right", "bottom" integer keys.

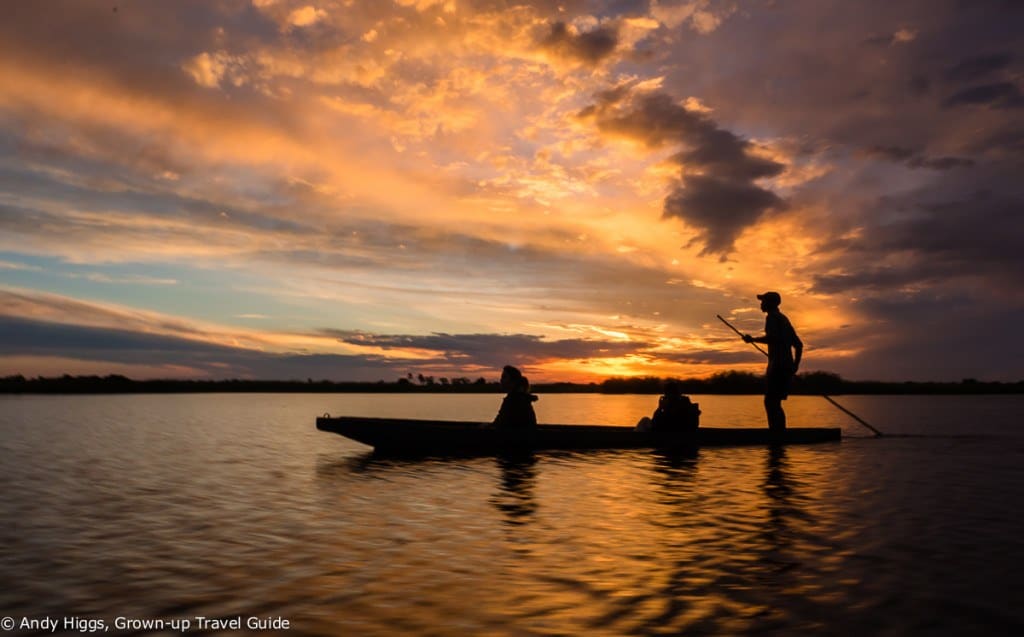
[
  {"left": 716, "top": 314, "right": 768, "bottom": 357},
  {"left": 715, "top": 314, "right": 883, "bottom": 437},
  {"left": 821, "top": 395, "right": 884, "bottom": 437}
]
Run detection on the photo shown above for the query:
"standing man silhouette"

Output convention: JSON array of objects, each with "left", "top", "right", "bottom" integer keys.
[{"left": 743, "top": 292, "right": 802, "bottom": 431}]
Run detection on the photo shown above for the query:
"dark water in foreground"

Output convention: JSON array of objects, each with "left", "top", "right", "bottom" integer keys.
[{"left": 1, "top": 393, "right": 1023, "bottom": 636}]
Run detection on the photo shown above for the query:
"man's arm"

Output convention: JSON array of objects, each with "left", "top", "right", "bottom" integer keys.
[
  {"left": 792, "top": 328, "right": 803, "bottom": 371},
  {"left": 745, "top": 314, "right": 775, "bottom": 344}
]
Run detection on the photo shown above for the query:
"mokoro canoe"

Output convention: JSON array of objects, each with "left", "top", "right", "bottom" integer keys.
[{"left": 316, "top": 416, "right": 841, "bottom": 455}]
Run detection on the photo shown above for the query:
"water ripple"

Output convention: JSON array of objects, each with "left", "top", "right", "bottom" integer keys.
[{"left": 2, "top": 394, "right": 1023, "bottom": 635}]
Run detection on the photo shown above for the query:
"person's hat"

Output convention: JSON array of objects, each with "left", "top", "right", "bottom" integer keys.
[{"left": 756, "top": 291, "right": 782, "bottom": 305}]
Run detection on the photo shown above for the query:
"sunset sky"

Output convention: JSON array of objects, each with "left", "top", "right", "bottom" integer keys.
[{"left": 1, "top": 0, "right": 1022, "bottom": 383}]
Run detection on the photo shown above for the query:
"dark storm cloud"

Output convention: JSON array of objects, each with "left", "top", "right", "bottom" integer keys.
[
  {"left": 0, "top": 288, "right": 212, "bottom": 340},
  {"left": 670, "top": 128, "right": 786, "bottom": 181},
  {"left": 943, "top": 82, "right": 1024, "bottom": 109},
  {"left": 863, "top": 145, "right": 975, "bottom": 170},
  {"left": 944, "top": 52, "right": 1014, "bottom": 82},
  {"left": 862, "top": 33, "right": 906, "bottom": 47},
  {"left": 803, "top": 179, "right": 1024, "bottom": 380},
  {"left": 656, "top": 349, "right": 761, "bottom": 366},
  {"left": 0, "top": 1, "right": 275, "bottom": 99},
  {"left": 808, "top": 293, "right": 1024, "bottom": 382},
  {"left": 908, "top": 74, "right": 931, "bottom": 96},
  {"left": 582, "top": 89, "right": 786, "bottom": 256},
  {"left": 663, "top": 176, "right": 785, "bottom": 256},
  {"left": 467, "top": 0, "right": 647, "bottom": 16},
  {"left": 810, "top": 189, "right": 1024, "bottom": 295},
  {"left": 0, "top": 315, "right": 231, "bottom": 357},
  {"left": 598, "top": 0, "right": 650, "bottom": 17},
  {"left": 326, "top": 330, "right": 646, "bottom": 368},
  {"left": 540, "top": 21, "right": 619, "bottom": 65},
  {"left": 988, "top": 129, "right": 1024, "bottom": 154},
  {"left": 3, "top": 119, "right": 193, "bottom": 182},
  {"left": 646, "top": 0, "right": 1024, "bottom": 381},
  {"left": 810, "top": 177, "right": 1024, "bottom": 384},
  {"left": 811, "top": 269, "right": 926, "bottom": 296},
  {"left": 661, "top": 0, "right": 1024, "bottom": 158},
  {"left": 909, "top": 156, "right": 976, "bottom": 170},
  {"left": 583, "top": 90, "right": 705, "bottom": 145},
  {"left": 0, "top": 314, "right": 408, "bottom": 381}
]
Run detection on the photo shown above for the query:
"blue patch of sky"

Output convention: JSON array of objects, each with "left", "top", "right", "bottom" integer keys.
[
  {"left": 0, "top": 251, "right": 305, "bottom": 328},
  {"left": 0, "top": 251, "right": 452, "bottom": 337}
]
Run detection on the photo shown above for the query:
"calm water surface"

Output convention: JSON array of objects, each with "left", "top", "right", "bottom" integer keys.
[{"left": 1, "top": 393, "right": 1023, "bottom": 635}]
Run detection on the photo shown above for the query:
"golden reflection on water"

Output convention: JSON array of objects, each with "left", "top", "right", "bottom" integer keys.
[
  {"left": 302, "top": 438, "right": 857, "bottom": 634},
  {"left": 405, "top": 444, "right": 840, "bottom": 634},
  {"left": 5, "top": 394, "right": 1022, "bottom": 635}
]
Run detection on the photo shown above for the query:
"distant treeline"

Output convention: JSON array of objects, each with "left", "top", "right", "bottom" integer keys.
[{"left": 2, "top": 371, "right": 1022, "bottom": 395}]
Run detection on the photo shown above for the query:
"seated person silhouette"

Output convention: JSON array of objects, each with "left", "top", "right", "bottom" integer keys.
[
  {"left": 636, "top": 381, "right": 700, "bottom": 432},
  {"left": 492, "top": 365, "right": 538, "bottom": 428}
]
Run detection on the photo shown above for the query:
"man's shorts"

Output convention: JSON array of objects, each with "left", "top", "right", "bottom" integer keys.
[{"left": 765, "top": 372, "right": 793, "bottom": 400}]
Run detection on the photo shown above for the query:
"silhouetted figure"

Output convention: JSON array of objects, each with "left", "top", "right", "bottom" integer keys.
[
  {"left": 492, "top": 365, "right": 538, "bottom": 428},
  {"left": 743, "top": 291, "right": 803, "bottom": 431},
  {"left": 636, "top": 380, "right": 701, "bottom": 432}
]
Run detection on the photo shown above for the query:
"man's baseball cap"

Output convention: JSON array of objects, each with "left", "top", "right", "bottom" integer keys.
[{"left": 757, "top": 291, "right": 782, "bottom": 305}]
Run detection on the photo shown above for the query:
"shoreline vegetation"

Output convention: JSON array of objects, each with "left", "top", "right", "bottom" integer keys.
[{"left": 2, "top": 372, "right": 1022, "bottom": 395}]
